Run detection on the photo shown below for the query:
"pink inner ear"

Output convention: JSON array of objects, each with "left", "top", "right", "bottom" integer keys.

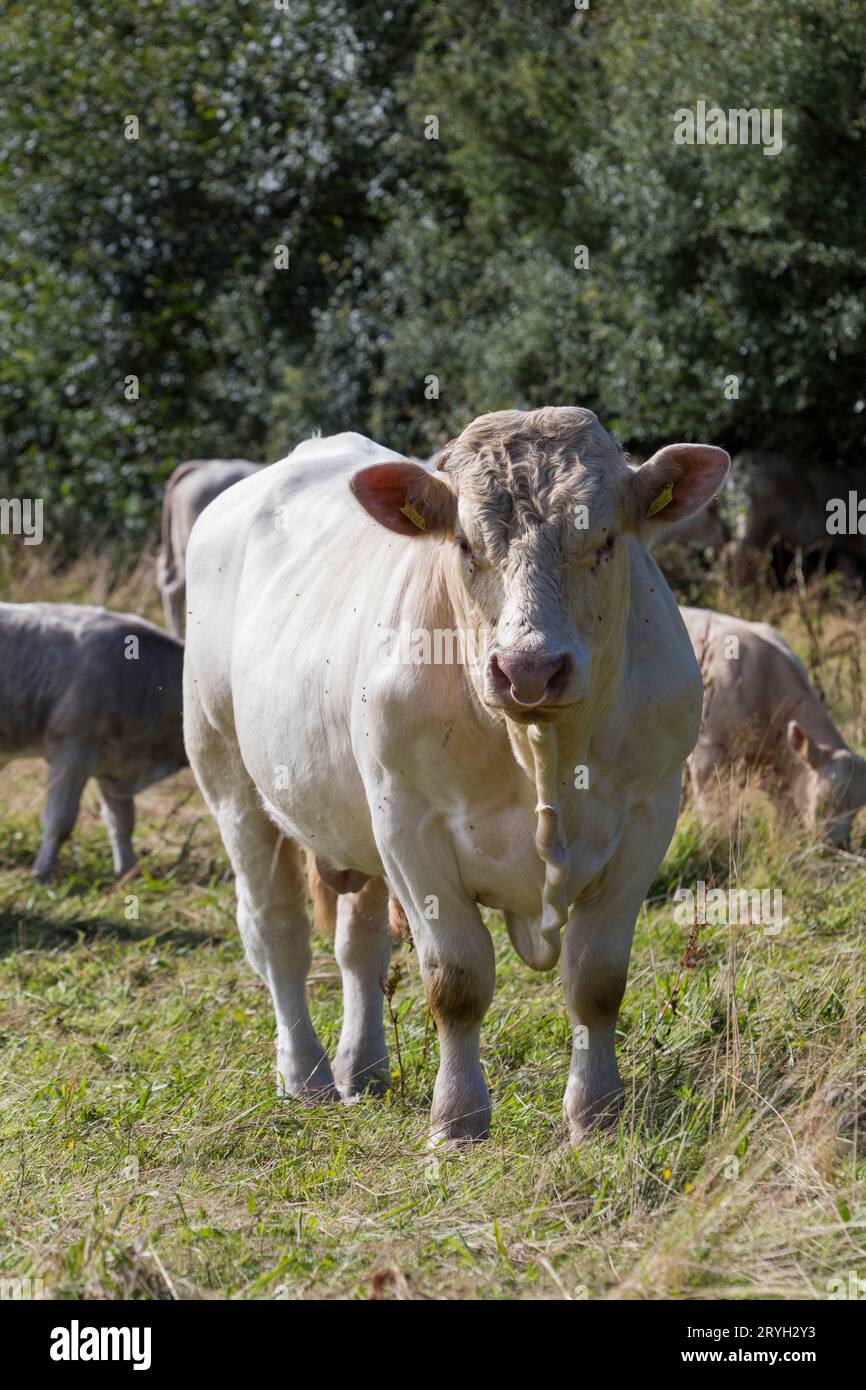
[
  {"left": 643, "top": 444, "right": 730, "bottom": 522},
  {"left": 350, "top": 462, "right": 434, "bottom": 537},
  {"left": 788, "top": 720, "right": 806, "bottom": 753}
]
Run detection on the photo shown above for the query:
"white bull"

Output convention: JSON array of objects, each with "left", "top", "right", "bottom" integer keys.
[{"left": 183, "top": 407, "right": 728, "bottom": 1145}]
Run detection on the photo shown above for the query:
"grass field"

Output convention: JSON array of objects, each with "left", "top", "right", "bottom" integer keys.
[{"left": 1, "top": 549, "right": 865, "bottom": 1300}]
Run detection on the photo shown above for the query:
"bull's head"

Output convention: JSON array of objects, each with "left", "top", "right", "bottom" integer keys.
[{"left": 351, "top": 407, "right": 729, "bottom": 722}]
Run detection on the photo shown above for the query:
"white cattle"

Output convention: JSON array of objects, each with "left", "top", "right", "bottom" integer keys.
[
  {"left": 682, "top": 606, "right": 866, "bottom": 846},
  {"left": 183, "top": 408, "right": 728, "bottom": 1145},
  {"left": 157, "top": 459, "right": 262, "bottom": 635}
]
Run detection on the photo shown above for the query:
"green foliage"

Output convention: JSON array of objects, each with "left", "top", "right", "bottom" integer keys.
[
  {"left": 1, "top": 0, "right": 864, "bottom": 543},
  {"left": 0, "top": 0, "right": 421, "bottom": 542}
]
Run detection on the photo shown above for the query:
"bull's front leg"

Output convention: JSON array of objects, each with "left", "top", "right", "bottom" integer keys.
[
  {"left": 562, "top": 784, "right": 681, "bottom": 1145},
  {"left": 561, "top": 907, "right": 633, "bottom": 1139},
  {"left": 421, "top": 900, "right": 495, "bottom": 1145},
  {"left": 379, "top": 822, "right": 494, "bottom": 1145}
]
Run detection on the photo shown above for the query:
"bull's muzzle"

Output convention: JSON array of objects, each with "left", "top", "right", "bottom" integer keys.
[{"left": 488, "top": 650, "right": 572, "bottom": 712}]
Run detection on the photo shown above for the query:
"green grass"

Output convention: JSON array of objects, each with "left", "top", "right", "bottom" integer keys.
[
  {"left": 1, "top": 555, "right": 865, "bottom": 1299},
  {"left": 1, "top": 761, "right": 864, "bottom": 1300}
]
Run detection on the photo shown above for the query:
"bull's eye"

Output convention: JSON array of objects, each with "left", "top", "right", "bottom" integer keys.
[
  {"left": 457, "top": 537, "right": 472, "bottom": 557},
  {"left": 598, "top": 535, "right": 617, "bottom": 557}
]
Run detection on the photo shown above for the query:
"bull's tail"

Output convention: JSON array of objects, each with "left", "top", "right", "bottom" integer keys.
[
  {"left": 388, "top": 896, "right": 412, "bottom": 942},
  {"left": 307, "top": 850, "right": 338, "bottom": 938},
  {"left": 306, "top": 851, "right": 412, "bottom": 944}
]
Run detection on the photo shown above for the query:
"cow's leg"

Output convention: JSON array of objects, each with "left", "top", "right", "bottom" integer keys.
[
  {"left": 688, "top": 743, "right": 730, "bottom": 822},
  {"left": 333, "top": 876, "right": 392, "bottom": 1099},
  {"left": 185, "top": 722, "right": 335, "bottom": 1099},
  {"left": 33, "top": 742, "right": 96, "bottom": 880},
  {"left": 562, "top": 780, "right": 680, "bottom": 1145},
  {"left": 160, "top": 579, "right": 185, "bottom": 640},
  {"left": 97, "top": 781, "right": 137, "bottom": 876}
]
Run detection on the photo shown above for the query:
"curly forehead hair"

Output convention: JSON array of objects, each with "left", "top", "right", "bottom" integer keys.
[{"left": 435, "top": 407, "right": 627, "bottom": 532}]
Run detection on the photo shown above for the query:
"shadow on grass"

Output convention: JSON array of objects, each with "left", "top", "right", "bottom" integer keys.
[
  {"left": 0, "top": 908, "right": 225, "bottom": 957},
  {"left": 0, "top": 841, "right": 230, "bottom": 888}
]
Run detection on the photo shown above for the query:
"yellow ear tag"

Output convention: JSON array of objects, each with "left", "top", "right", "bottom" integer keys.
[
  {"left": 646, "top": 482, "right": 674, "bottom": 517},
  {"left": 399, "top": 500, "right": 427, "bottom": 531}
]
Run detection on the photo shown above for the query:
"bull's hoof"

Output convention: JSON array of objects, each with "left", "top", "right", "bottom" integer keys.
[
  {"left": 429, "top": 1105, "right": 491, "bottom": 1149},
  {"left": 333, "top": 1035, "right": 391, "bottom": 1101},
  {"left": 428, "top": 1129, "right": 489, "bottom": 1154},
  {"left": 564, "top": 1085, "right": 623, "bottom": 1146},
  {"left": 429, "top": 1068, "right": 491, "bottom": 1148},
  {"left": 334, "top": 1062, "right": 391, "bottom": 1103},
  {"left": 276, "top": 1054, "right": 338, "bottom": 1103},
  {"left": 339, "top": 1079, "right": 390, "bottom": 1104}
]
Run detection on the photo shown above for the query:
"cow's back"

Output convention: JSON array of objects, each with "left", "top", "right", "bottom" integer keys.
[
  {"left": 681, "top": 605, "right": 834, "bottom": 762},
  {"left": 166, "top": 460, "right": 261, "bottom": 564},
  {"left": 0, "top": 603, "right": 81, "bottom": 754},
  {"left": 0, "top": 603, "right": 185, "bottom": 772}
]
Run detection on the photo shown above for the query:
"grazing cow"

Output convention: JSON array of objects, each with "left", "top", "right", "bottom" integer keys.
[
  {"left": 158, "top": 459, "right": 262, "bottom": 635},
  {"left": 0, "top": 604, "right": 186, "bottom": 879},
  {"left": 682, "top": 606, "right": 866, "bottom": 846},
  {"left": 184, "top": 409, "right": 729, "bottom": 1145}
]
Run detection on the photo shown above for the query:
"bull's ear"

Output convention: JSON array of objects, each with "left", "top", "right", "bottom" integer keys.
[
  {"left": 350, "top": 461, "right": 457, "bottom": 538},
  {"left": 630, "top": 443, "right": 730, "bottom": 529}
]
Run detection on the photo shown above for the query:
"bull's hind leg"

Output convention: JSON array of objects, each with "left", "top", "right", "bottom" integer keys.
[
  {"left": 186, "top": 724, "right": 335, "bottom": 1099},
  {"left": 233, "top": 815, "right": 335, "bottom": 1098},
  {"left": 333, "top": 876, "right": 392, "bottom": 1099},
  {"left": 233, "top": 815, "right": 336, "bottom": 1099}
]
